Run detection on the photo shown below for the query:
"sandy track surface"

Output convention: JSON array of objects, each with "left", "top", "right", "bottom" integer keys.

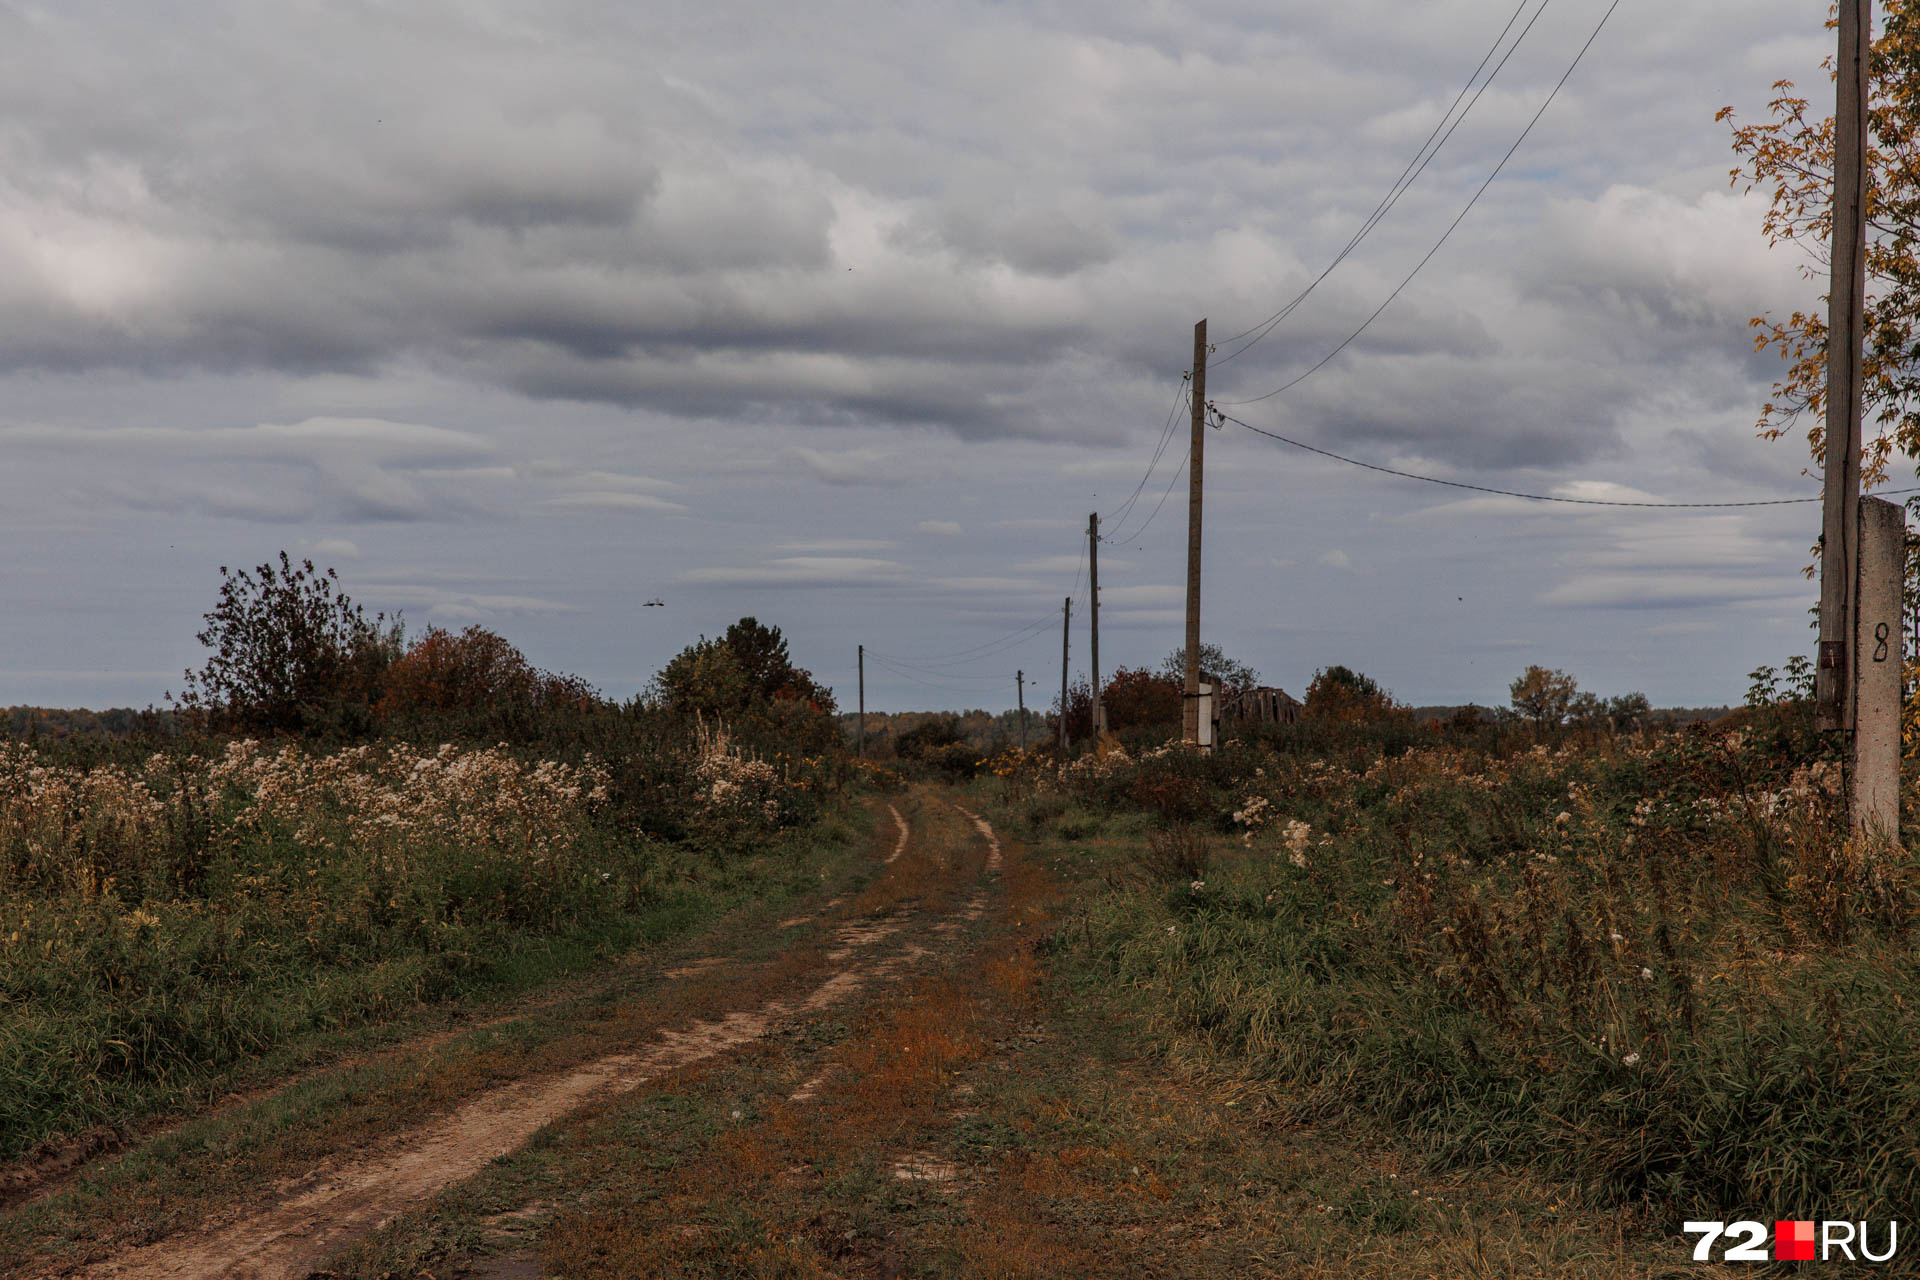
[{"left": 70, "top": 795, "right": 996, "bottom": 1280}]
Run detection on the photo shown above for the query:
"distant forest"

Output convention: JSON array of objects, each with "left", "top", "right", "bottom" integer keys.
[
  {"left": 839, "top": 703, "right": 1735, "bottom": 754},
  {"left": 4, "top": 706, "right": 171, "bottom": 740},
  {"left": 838, "top": 709, "right": 1036, "bottom": 756},
  {"left": 13, "top": 701, "right": 1730, "bottom": 752}
]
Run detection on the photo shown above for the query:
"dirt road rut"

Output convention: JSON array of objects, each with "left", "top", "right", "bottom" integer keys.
[{"left": 71, "top": 793, "right": 999, "bottom": 1280}]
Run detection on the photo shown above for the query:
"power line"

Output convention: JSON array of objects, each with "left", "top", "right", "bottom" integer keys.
[
  {"left": 1220, "top": 0, "right": 1623, "bottom": 407},
  {"left": 1214, "top": 0, "right": 1546, "bottom": 367},
  {"left": 864, "top": 652, "right": 1021, "bottom": 692},
  {"left": 1218, "top": 410, "right": 1920, "bottom": 508},
  {"left": 882, "top": 609, "right": 1059, "bottom": 667},
  {"left": 865, "top": 617, "right": 1056, "bottom": 674},
  {"left": 1102, "top": 381, "right": 1192, "bottom": 532},
  {"left": 1109, "top": 440, "right": 1191, "bottom": 546}
]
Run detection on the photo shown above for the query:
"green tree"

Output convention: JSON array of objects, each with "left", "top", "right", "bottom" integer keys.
[
  {"left": 652, "top": 617, "right": 838, "bottom": 754},
  {"left": 1159, "top": 644, "right": 1260, "bottom": 695},
  {"left": 1607, "top": 691, "right": 1652, "bottom": 730},
  {"left": 653, "top": 637, "right": 753, "bottom": 717},
  {"left": 1509, "top": 665, "right": 1579, "bottom": 726},
  {"left": 654, "top": 618, "right": 834, "bottom": 717},
  {"left": 172, "top": 553, "right": 401, "bottom": 736}
]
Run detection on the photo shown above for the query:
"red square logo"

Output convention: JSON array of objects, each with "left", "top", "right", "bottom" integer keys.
[{"left": 1776, "top": 1220, "right": 1816, "bottom": 1261}]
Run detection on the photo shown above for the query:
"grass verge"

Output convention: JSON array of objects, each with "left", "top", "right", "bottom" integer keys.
[
  {"left": 0, "top": 800, "right": 879, "bottom": 1276},
  {"left": 971, "top": 724, "right": 1919, "bottom": 1262}
]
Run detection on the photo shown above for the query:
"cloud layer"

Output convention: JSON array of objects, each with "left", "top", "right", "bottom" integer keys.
[{"left": 0, "top": 0, "right": 1855, "bottom": 709}]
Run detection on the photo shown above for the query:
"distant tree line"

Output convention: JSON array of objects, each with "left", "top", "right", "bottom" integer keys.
[{"left": 144, "top": 552, "right": 840, "bottom": 754}]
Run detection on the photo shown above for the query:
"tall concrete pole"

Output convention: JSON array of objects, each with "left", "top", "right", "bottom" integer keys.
[
  {"left": 1183, "top": 319, "right": 1208, "bottom": 744},
  {"left": 857, "top": 644, "right": 865, "bottom": 759},
  {"left": 1088, "top": 511, "right": 1102, "bottom": 737},
  {"left": 1819, "top": 0, "right": 1870, "bottom": 733},
  {"left": 1059, "top": 595, "right": 1072, "bottom": 752}
]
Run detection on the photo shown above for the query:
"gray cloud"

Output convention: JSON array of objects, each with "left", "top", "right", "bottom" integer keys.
[{"left": 0, "top": 0, "right": 1856, "bottom": 711}]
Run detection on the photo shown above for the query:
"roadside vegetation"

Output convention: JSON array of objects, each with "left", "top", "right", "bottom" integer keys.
[
  {"left": 972, "top": 659, "right": 1920, "bottom": 1227},
  {"left": 0, "top": 555, "right": 853, "bottom": 1167}
]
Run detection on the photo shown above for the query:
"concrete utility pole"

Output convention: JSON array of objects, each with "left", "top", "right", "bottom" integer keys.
[
  {"left": 1182, "top": 319, "right": 1208, "bottom": 745},
  {"left": 1059, "top": 595, "right": 1072, "bottom": 752},
  {"left": 1088, "top": 511, "right": 1102, "bottom": 737},
  {"left": 1017, "top": 669, "right": 1026, "bottom": 751},
  {"left": 1819, "top": 0, "right": 1870, "bottom": 733},
  {"left": 1816, "top": 0, "right": 1901, "bottom": 840},
  {"left": 856, "top": 644, "right": 865, "bottom": 759},
  {"left": 1854, "top": 498, "right": 1904, "bottom": 838}
]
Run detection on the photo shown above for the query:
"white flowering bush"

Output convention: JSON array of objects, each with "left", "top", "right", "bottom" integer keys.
[
  {"left": 202, "top": 738, "right": 608, "bottom": 862},
  {"left": 0, "top": 737, "right": 622, "bottom": 907},
  {"left": 0, "top": 742, "right": 168, "bottom": 898},
  {"left": 679, "top": 717, "right": 820, "bottom": 852}
]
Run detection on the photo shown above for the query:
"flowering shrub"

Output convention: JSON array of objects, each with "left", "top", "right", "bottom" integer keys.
[
  {"left": 0, "top": 738, "right": 619, "bottom": 903},
  {"left": 205, "top": 738, "right": 608, "bottom": 857},
  {"left": 0, "top": 715, "right": 850, "bottom": 1161},
  {"left": 681, "top": 717, "right": 832, "bottom": 851},
  {"left": 0, "top": 742, "right": 168, "bottom": 898}
]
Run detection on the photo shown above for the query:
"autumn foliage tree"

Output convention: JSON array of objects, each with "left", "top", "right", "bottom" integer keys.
[
  {"left": 1101, "top": 667, "right": 1183, "bottom": 733},
  {"left": 1303, "top": 665, "right": 1407, "bottom": 723},
  {"left": 376, "top": 625, "right": 595, "bottom": 739},
  {"left": 1722, "top": 5, "right": 1920, "bottom": 481},
  {"left": 380, "top": 626, "right": 541, "bottom": 713},
  {"left": 1508, "top": 665, "right": 1580, "bottom": 726},
  {"left": 652, "top": 617, "right": 838, "bottom": 754}
]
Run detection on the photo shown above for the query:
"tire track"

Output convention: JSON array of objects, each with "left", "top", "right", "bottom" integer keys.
[{"left": 76, "top": 795, "right": 1006, "bottom": 1280}]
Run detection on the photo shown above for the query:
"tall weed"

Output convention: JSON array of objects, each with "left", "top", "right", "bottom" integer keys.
[{"left": 1042, "top": 726, "right": 1920, "bottom": 1217}]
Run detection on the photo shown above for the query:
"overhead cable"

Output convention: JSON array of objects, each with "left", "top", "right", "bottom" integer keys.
[
  {"left": 1214, "top": 0, "right": 1546, "bottom": 366},
  {"left": 1102, "top": 382, "right": 1192, "bottom": 532},
  {"left": 1218, "top": 411, "right": 1920, "bottom": 508},
  {"left": 1108, "top": 442, "right": 1191, "bottom": 546},
  {"left": 1219, "top": 0, "right": 1624, "bottom": 407}
]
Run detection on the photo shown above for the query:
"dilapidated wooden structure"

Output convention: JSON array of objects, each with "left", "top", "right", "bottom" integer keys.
[{"left": 1221, "top": 686, "right": 1301, "bottom": 726}]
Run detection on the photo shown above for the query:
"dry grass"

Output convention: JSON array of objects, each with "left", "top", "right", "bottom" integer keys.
[
  {"left": 0, "top": 798, "right": 893, "bottom": 1276},
  {"left": 14, "top": 783, "right": 1742, "bottom": 1280},
  {"left": 408, "top": 792, "right": 1708, "bottom": 1279}
]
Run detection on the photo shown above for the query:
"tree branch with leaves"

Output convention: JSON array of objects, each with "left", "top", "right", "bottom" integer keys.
[{"left": 1722, "top": 4, "right": 1920, "bottom": 486}]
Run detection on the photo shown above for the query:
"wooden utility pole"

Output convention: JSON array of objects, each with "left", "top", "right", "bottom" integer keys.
[
  {"left": 1088, "top": 511, "right": 1102, "bottom": 737},
  {"left": 1017, "top": 669, "right": 1027, "bottom": 751},
  {"left": 856, "top": 645, "right": 865, "bottom": 759},
  {"left": 1059, "top": 595, "right": 1072, "bottom": 752},
  {"left": 1182, "top": 319, "right": 1208, "bottom": 744},
  {"left": 1819, "top": 0, "right": 1870, "bottom": 733}
]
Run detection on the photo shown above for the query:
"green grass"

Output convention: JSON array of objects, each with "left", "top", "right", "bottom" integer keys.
[
  {"left": 976, "top": 721, "right": 1920, "bottom": 1226},
  {"left": 0, "top": 771, "right": 866, "bottom": 1168},
  {"left": 0, "top": 801, "right": 880, "bottom": 1275},
  {"left": 303, "top": 798, "right": 1711, "bottom": 1280}
]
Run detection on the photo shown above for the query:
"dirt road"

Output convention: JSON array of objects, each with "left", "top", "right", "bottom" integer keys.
[
  {"left": 28, "top": 792, "right": 996, "bottom": 1279},
  {"left": 6, "top": 787, "right": 1704, "bottom": 1279}
]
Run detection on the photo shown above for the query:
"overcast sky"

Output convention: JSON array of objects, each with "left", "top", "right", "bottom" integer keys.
[{"left": 0, "top": 0, "right": 1866, "bottom": 712}]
